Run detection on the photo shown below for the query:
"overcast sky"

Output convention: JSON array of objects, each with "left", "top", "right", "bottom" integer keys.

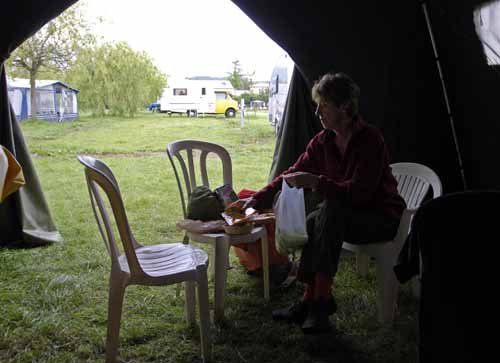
[{"left": 83, "top": 0, "right": 288, "bottom": 81}]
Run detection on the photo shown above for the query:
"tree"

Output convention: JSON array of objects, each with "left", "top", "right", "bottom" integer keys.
[
  {"left": 6, "top": 3, "right": 93, "bottom": 119},
  {"left": 66, "top": 42, "right": 166, "bottom": 117},
  {"left": 226, "top": 59, "right": 255, "bottom": 90},
  {"left": 227, "top": 60, "right": 244, "bottom": 90}
]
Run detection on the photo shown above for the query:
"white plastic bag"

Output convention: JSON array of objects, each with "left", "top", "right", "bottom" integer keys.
[{"left": 274, "top": 179, "right": 308, "bottom": 255}]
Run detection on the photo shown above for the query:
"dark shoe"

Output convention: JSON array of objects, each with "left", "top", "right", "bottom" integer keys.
[
  {"left": 301, "top": 310, "right": 333, "bottom": 334},
  {"left": 300, "top": 297, "right": 338, "bottom": 334},
  {"left": 272, "top": 300, "right": 310, "bottom": 325}
]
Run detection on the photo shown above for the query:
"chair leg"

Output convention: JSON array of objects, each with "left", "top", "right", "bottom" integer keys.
[
  {"left": 260, "top": 233, "right": 270, "bottom": 300},
  {"left": 197, "top": 268, "right": 211, "bottom": 362},
  {"left": 185, "top": 281, "right": 196, "bottom": 326},
  {"left": 106, "top": 276, "right": 126, "bottom": 363},
  {"left": 210, "top": 246, "right": 216, "bottom": 280},
  {"left": 375, "top": 259, "right": 399, "bottom": 325},
  {"left": 356, "top": 252, "right": 369, "bottom": 277},
  {"left": 176, "top": 234, "right": 191, "bottom": 298},
  {"left": 214, "top": 239, "right": 230, "bottom": 322}
]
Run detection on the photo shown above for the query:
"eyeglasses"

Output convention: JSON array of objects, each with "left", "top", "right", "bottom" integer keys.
[{"left": 315, "top": 104, "right": 320, "bottom": 117}]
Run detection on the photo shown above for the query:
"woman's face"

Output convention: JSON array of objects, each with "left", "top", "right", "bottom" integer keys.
[{"left": 315, "top": 99, "right": 344, "bottom": 130}]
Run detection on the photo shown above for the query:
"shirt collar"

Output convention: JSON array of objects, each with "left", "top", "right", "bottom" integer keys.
[
  {"left": 352, "top": 115, "right": 367, "bottom": 136},
  {"left": 325, "top": 115, "right": 367, "bottom": 138}
]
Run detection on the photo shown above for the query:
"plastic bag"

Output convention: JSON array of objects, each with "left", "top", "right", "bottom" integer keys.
[{"left": 274, "top": 179, "right": 308, "bottom": 255}]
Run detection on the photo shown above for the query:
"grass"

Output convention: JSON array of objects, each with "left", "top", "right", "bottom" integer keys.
[{"left": 0, "top": 111, "right": 418, "bottom": 362}]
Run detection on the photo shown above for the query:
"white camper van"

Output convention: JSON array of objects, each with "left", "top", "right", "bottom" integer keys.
[
  {"left": 268, "top": 54, "right": 294, "bottom": 133},
  {"left": 159, "top": 78, "right": 238, "bottom": 117}
]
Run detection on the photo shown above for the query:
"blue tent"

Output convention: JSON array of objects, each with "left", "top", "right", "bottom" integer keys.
[{"left": 7, "top": 78, "right": 79, "bottom": 121}]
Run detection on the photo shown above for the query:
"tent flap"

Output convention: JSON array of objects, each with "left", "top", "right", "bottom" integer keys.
[
  {"left": 233, "top": 0, "right": 500, "bottom": 192},
  {"left": 0, "top": 0, "right": 74, "bottom": 246}
]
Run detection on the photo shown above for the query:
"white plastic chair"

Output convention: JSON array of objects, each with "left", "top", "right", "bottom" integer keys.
[
  {"left": 77, "top": 155, "right": 211, "bottom": 363},
  {"left": 342, "top": 162, "right": 442, "bottom": 324},
  {"left": 167, "top": 140, "right": 270, "bottom": 321}
]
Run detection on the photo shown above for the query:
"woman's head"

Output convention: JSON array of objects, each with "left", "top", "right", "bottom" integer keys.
[{"left": 312, "top": 72, "right": 360, "bottom": 120}]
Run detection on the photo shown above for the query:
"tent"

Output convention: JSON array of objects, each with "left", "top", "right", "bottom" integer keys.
[
  {"left": 2, "top": 0, "right": 500, "bottom": 361},
  {"left": 8, "top": 78, "right": 79, "bottom": 121},
  {"left": 1, "top": 0, "right": 498, "bottom": 240}
]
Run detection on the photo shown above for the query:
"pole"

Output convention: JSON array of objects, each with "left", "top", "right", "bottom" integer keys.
[
  {"left": 240, "top": 98, "right": 245, "bottom": 128},
  {"left": 422, "top": 1, "right": 467, "bottom": 190}
]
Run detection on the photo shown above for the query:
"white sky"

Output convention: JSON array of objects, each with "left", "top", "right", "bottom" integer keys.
[{"left": 83, "top": 0, "right": 288, "bottom": 81}]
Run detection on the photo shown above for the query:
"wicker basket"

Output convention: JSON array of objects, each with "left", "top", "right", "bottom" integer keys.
[{"left": 224, "top": 222, "right": 254, "bottom": 235}]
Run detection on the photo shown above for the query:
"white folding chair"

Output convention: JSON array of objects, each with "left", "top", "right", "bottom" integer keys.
[
  {"left": 78, "top": 155, "right": 211, "bottom": 363},
  {"left": 167, "top": 140, "right": 270, "bottom": 322},
  {"left": 342, "top": 162, "right": 442, "bottom": 324}
]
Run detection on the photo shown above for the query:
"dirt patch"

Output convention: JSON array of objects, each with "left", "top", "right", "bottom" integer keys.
[{"left": 87, "top": 151, "right": 165, "bottom": 158}]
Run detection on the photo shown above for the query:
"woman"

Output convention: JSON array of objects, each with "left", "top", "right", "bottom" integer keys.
[{"left": 232, "top": 72, "right": 406, "bottom": 334}]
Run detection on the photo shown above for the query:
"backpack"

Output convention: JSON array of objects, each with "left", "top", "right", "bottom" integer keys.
[{"left": 186, "top": 186, "right": 225, "bottom": 221}]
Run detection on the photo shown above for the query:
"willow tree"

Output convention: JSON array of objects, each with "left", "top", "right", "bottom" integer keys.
[
  {"left": 6, "top": 3, "right": 93, "bottom": 119},
  {"left": 66, "top": 41, "right": 166, "bottom": 117}
]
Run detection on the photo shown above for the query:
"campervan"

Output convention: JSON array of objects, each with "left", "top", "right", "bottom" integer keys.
[
  {"left": 159, "top": 78, "right": 238, "bottom": 117},
  {"left": 268, "top": 54, "right": 294, "bottom": 133}
]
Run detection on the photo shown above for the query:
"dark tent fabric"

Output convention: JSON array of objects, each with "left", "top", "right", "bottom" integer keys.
[
  {"left": 0, "top": 0, "right": 77, "bottom": 245},
  {"left": 395, "top": 190, "right": 500, "bottom": 363},
  {"left": 268, "top": 67, "right": 323, "bottom": 181},
  {"left": 235, "top": 1, "right": 426, "bottom": 181},
  {"left": 233, "top": 0, "right": 500, "bottom": 192},
  {"left": 421, "top": 0, "right": 500, "bottom": 191}
]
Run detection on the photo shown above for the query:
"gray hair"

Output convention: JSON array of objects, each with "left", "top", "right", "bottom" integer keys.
[{"left": 312, "top": 72, "right": 360, "bottom": 118}]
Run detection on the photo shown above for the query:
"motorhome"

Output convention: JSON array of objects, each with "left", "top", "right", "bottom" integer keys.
[
  {"left": 159, "top": 78, "right": 238, "bottom": 117},
  {"left": 268, "top": 54, "right": 294, "bottom": 133}
]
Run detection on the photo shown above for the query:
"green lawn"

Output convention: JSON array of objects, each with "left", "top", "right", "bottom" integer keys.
[{"left": 0, "top": 111, "right": 418, "bottom": 362}]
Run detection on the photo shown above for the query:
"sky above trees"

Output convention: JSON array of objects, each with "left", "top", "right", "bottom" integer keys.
[{"left": 84, "top": 0, "right": 288, "bottom": 81}]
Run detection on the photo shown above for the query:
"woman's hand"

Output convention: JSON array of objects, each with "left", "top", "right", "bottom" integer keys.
[
  {"left": 283, "top": 171, "right": 319, "bottom": 189},
  {"left": 228, "top": 197, "right": 257, "bottom": 212}
]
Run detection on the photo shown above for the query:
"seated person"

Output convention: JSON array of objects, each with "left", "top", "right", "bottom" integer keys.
[{"left": 231, "top": 72, "right": 406, "bottom": 334}]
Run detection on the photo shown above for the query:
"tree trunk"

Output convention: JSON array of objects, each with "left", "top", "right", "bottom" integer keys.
[{"left": 30, "top": 72, "right": 37, "bottom": 119}]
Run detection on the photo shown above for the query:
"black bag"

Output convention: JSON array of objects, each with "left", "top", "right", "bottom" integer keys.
[{"left": 187, "top": 186, "right": 225, "bottom": 221}]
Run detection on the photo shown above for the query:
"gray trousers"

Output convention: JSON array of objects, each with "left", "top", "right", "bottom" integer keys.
[{"left": 297, "top": 199, "right": 400, "bottom": 283}]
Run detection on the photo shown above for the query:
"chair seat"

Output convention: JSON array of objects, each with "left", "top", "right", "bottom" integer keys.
[{"left": 119, "top": 243, "right": 208, "bottom": 277}]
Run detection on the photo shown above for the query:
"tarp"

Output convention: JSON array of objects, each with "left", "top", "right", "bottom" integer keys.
[{"left": 1, "top": 0, "right": 500, "bottom": 244}]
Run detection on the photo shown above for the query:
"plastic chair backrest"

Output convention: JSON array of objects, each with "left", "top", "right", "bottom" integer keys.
[
  {"left": 167, "top": 140, "right": 232, "bottom": 218},
  {"left": 391, "top": 162, "right": 443, "bottom": 209},
  {"left": 77, "top": 155, "right": 143, "bottom": 275}
]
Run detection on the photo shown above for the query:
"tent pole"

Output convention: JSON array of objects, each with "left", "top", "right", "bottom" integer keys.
[{"left": 422, "top": 1, "right": 468, "bottom": 190}]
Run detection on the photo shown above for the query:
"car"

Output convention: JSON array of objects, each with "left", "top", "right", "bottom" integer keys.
[{"left": 147, "top": 102, "right": 160, "bottom": 112}]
